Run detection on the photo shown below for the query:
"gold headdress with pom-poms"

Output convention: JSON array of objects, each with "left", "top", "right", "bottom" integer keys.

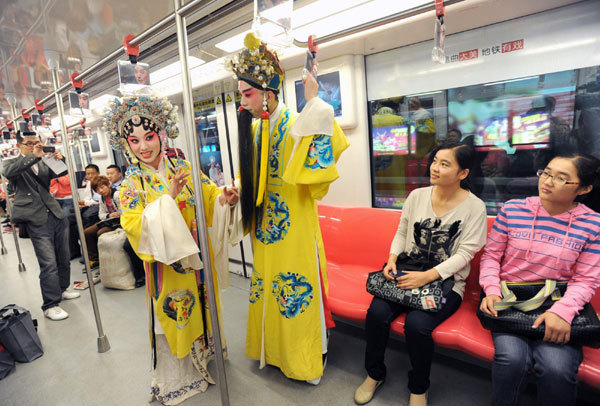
[{"left": 226, "top": 33, "right": 284, "bottom": 92}]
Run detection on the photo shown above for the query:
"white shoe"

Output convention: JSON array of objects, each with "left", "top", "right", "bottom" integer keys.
[
  {"left": 44, "top": 306, "right": 69, "bottom": 321},
  {"left": 62, "top": 289, "right": 81, "bottom": 300}
]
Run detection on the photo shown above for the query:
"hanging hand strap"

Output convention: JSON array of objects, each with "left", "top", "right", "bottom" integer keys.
[{"left": 493, "top": 279, "right": 557, "bottom": 312}]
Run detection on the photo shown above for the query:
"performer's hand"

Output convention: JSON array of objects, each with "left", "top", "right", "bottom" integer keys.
[
  {"left": 533, "top": 311, "right": 571, "bottom": 344},
  {"left": 168, "top": 167, "right": 189, "bottom": 200},
  {"left": 219, "top": 181, "right": 239, "bottom": 206},
  {"left": 396, "top": 269, "right": 439, "bottom": 290},
  {"left": 303, "top": 73, "right": 319, "bottom": 102},
  {"left": 383, "top": 254, "right": 398, "bottom": 281},
  {"left": 480, "top": 295, "right": 502, "bottom": 317}
]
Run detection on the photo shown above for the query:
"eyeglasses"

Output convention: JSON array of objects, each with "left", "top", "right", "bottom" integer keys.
[
  {"left": 21, "top": 141, "right": 40, "bottom": 147},
  {"left": 536, "top": 169, "right": 579, "bottom": 186}
]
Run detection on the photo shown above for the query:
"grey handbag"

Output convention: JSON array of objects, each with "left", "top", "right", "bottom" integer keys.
[
  {"left": 366, "top": 253, "right": 453, "bottom": 312},
  {"left": 0, "top": 304, "right": 44, "bottom": 363}
]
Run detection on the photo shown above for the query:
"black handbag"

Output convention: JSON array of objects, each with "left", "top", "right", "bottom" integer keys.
[
  {"left": 0, "top": 305, "right": 44, "bottom": 362},
  {"left": 477, "top": 280, "right": 600, "bottom": 348},
  {"left": 0, "top": 344, "right": 16, "bottom": 380},
  {"left": 366, "top": 253, "right": 454, "bottom": 312}
]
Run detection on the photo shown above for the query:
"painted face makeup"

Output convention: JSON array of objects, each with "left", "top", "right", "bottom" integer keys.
[
  {"left": 127, "top": 125, "right": 162, "bottom": 168},
  {"left": 238, "top": 81, "right": 264, "bottom": 119}
]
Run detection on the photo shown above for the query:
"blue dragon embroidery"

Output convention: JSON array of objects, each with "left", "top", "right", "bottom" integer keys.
[
  {"left": 249, "top": 270, "right": 264, "bottom": 303},
  {"left": 304, "top": 134, "right": 334, "bottom": 170},
  {"left": 268, "top": 110, "right": 290, "bottom": 183},
  {"left": 255, "top": 191, "right": 291, "bottom": 244},
  {"left": 271, "top": 272, "right": 314, "bottom": 318}
]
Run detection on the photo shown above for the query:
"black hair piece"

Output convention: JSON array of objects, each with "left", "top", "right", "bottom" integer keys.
[{"left": 238, "top": 108, "right": 256, "bottom": 231}]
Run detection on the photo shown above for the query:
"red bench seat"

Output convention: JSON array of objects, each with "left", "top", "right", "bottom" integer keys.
[{"left": 318, "top": 204, "right": 600, "bottom": 389}]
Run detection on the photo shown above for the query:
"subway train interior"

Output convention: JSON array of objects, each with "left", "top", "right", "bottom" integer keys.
[{"left": 1, "top": 0, "right": 600, "bottom": 405}]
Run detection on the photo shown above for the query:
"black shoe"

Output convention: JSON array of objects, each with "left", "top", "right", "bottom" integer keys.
[{"left": 135, "top": 279, "right": 145, "bottom": 288}]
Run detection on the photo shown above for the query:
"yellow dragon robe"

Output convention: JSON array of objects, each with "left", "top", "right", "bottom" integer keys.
[
  {"left": 119, "top": 158, "right": 223, "bottom": 359},
  {"left": 246, "top": 99, "right": 349, "bottom": 381}
]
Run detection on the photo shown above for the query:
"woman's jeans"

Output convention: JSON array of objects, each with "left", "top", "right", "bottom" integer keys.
[
  {"left": 364, "top": 290, "right": 462, "bottom": 394},
  {"left": 492, "top": 332, "right": 582, "bottom": 406}
]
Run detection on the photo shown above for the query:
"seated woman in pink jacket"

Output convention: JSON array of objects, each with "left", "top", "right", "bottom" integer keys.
[{"left": 479, "top": 153, "right": 600, "bottom": 406}]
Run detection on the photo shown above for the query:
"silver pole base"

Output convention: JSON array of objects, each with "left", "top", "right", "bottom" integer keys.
[
  {"left": 18, "top": 262, "right": 26, "bottom": 272},
  {"left": 97, "top": 335, "right": 111, "bottom": 353},
  {"left": 1, "top": 247, "right": 7, "bottom": 255}
]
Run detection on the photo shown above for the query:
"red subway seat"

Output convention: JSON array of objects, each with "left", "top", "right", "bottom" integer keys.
[{"left": 318, "top": 204, "right": 600, "bottom": 389}]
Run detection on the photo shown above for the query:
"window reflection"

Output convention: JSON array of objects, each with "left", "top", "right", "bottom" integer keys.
[{"left": 370, "top": 66, "right": 600, "bottom": 214}]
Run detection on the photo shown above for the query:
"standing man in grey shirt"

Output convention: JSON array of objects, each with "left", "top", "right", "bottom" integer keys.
[{"left": 2, "top": 131, "right": 80, "bottom": 321}]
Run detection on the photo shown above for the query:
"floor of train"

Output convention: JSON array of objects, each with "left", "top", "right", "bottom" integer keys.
[{"left": 0, "top": 234, "right": 597, "bottom": 406}]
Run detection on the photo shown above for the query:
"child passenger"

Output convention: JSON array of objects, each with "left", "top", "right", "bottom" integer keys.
[
  {"left": 355, "top": 142, "right": 488, "bottom": 406},
  {"left": 479, "top": 153, "right": 600, "bottom": 406}
]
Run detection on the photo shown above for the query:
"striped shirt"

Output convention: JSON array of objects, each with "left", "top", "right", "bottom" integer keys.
[{"left": 479, "top": 197, "right": 600, "bottom": 323}]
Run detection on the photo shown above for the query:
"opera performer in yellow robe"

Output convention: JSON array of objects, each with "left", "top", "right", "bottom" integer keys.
[
  {"left": 227, "top": 34, "right": 350, "bottom": 384},
  {"left": 102, "top": 96, "right": 239, "bottom": 405}
]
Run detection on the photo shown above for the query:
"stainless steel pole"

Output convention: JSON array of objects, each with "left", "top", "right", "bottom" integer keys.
[
  {"left": 0, "top": 198, "right": 7, "bottom": 254},
  {"left": 50, "top": 66, "right": 110, "bottom": 353},
  {"left": 173, "top": 0, "right": 229, "bottom": 405},
  {"left": 0, "top": 174, "right": 14, "bottom": 258},
  {"left": 5, "top": 103, "right": 27, "bottom": 272}
]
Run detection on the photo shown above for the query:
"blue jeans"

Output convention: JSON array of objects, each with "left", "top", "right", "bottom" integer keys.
[
  {"left": 364, "top": 291, "right": 462, "bottom": 394},
  {"left": 492, "top": 332, "right": 583, "bottom": 406},
  {"left": 25, "top": 213, "right": 71, "bottom": 311}
]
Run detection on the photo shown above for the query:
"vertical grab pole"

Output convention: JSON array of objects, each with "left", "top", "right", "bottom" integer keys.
[
  {"left": 50, "top": 65, "right": 110, "bottom": 353},
  {"left": 0, "top": 174, "right": 13, "bottom": 257},
  {"left": 173, "top": 1, "right": 229, "bottom": 405},
  {"left": 5, "top": 102, "right": 27, "bottom": 272},
  {"left": 0, "top": 194, "right": 7, "bottom": 254}
]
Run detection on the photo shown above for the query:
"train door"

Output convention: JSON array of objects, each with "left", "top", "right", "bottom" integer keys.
[{"left": 194, "top": 84, "right": 253, "bottom": 277}]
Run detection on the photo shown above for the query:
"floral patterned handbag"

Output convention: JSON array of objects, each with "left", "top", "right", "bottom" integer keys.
[{"left": 366, "top": 253, "right": 454, "bottom": 312}]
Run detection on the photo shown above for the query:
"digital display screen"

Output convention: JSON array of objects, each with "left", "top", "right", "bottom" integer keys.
[
  {"left": 372, "top": 124, "right": 416, "bottom": 156},
  {"left": 448, "top": 70, "right": 576, "bottom": 151},
  {"left": 511, "top": 112, "right": 550, "bottom": 147},
  {"left": 295, "top": 71, "right": 342, "bottom": 117}
]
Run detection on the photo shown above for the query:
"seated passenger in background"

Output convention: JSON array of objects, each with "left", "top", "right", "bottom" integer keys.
[
  {"left": 79, "top": 163, "right": 100, "bottom": 208},
  {"left": 479, "top": 153, "right": 600, "bottom": 406},
  {"left": 80, "top": 163, "right": 101, "bottom": 229},
  {"left": 83, "top": 176, "right": 120, "bottom": 270},
  {"left": 84, "top": 175, "right": 145, "bottom": 287},
  {"left": 355, "top": 142, "right": 488, "bottom": 406},
  {"left": 106, "top": 164, "right": 122, "bottom": 191}
]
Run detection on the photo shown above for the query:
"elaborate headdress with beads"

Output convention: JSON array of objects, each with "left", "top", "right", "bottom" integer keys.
[
  {"left": 102, "top": 96, "right": 179, "bottom": 153},
  {"left": 226, "top": 33, "right": 284, "bottom": 92}
]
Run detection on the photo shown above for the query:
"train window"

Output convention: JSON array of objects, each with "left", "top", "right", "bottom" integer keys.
[
  {"left": 194, "top": 96, "right": 225, "bottom": 186},
  {"left": 369, "top": 65, "right": 600, "bottom": 214}
]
